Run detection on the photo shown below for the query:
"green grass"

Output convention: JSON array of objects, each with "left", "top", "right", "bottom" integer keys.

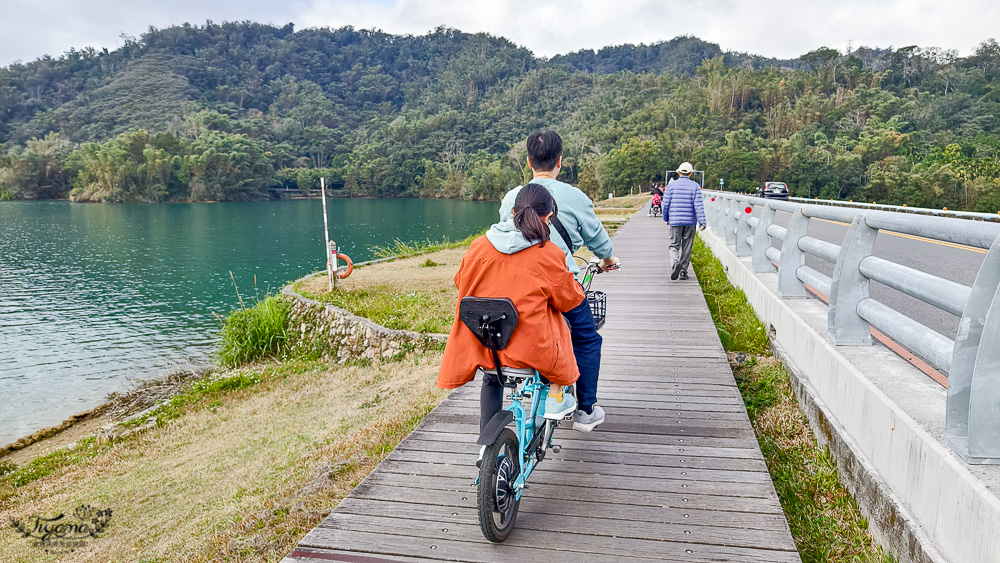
[
  {"left": 0, "top": 438, "right": 104, "bottom": 500},
  {"left": 370, "top": 230, "right": 484, "bottom": 260},
  {"left": 217, "top": 295, "right": 291, "bottom": 367},
  {"left": 690, "top": 237, "right": 893, "bottom": 563},
  {"left": 689, "top": 240, "right": 770, "bottom": 353},
  {"left": 309, "top": 285, "right": 453, "bottom": 333}
]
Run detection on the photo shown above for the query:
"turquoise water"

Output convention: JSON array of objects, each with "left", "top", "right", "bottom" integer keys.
[{"left": 0, "top": 198, "right": 497, "bottom": 445}]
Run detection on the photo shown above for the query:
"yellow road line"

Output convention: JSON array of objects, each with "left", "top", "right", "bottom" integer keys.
[{"left": 812, "top": 218, "right": 987, "bottom": 254}]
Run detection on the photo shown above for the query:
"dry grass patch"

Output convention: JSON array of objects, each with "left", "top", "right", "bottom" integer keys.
[
  {"left": 296, "top": 247, "right": 466, "bottom": 333},
  {"left": 0, "top": 353, "right": 449, "bottom": 562}
]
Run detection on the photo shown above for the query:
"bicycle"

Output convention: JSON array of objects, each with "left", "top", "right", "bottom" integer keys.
[{"left": 458, "top": 259, "right": 618, "bottom": 542}]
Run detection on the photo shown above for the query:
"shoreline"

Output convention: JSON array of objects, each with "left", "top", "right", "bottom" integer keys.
[{"left": 0, "top": 366, "right": 211, "bottom": 466}]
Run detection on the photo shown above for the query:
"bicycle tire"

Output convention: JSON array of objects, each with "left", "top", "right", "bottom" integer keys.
[{"left": 477, "top": 428, "right": 520, "bottom": 542}]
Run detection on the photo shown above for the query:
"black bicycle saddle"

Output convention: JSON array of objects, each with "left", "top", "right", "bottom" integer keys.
[{"left": 458, "top": 297, "right": 519, "bottom": 350}]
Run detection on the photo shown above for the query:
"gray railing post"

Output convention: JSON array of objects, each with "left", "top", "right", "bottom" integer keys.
[
  {"left": 777, "top": 209, "right": 809, "bottom": 298},
  {"left": 725, "top": 199, "right": 738, "bottom": 245},
  {"left": 828, "top": 215, "right": 878, "bottom": 345},
  {"left": 736, "top": 200, "right": 752, "bottom": 256},
  {"left": 714, "top": 195, "right": 727, "bottom": 235},
  {"left": 948, "top": 234, "right": 1000, "bottom": 463},
  {"left": 753, "top": 203, "right": 776, "bottom": 273},
  {"left": 705, "top": 193, "right": 717, "bottom": 226}
]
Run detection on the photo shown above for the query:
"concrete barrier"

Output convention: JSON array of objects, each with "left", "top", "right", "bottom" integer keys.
[{"left": 699, "top": 227, "right": 1000, "bottom": 563}]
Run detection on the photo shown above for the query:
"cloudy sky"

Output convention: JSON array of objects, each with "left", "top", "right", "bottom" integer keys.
[{"left": 2, "top": 0, "right": 998, "bottom": 66}]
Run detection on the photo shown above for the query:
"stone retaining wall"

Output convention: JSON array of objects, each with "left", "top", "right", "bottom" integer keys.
[{"left": 282, "top": 278, "right": 447, "bottom": 363}]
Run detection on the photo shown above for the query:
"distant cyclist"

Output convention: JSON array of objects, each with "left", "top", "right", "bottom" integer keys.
[{"left": 498, "top": 130, "right": 619, "bottom": 431}]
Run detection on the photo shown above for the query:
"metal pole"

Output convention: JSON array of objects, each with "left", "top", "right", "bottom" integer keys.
[{"left": 321, "top": 177, "right": 333, "bottom": 292}]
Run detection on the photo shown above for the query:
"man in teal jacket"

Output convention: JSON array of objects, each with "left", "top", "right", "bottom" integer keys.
[{"left": 496, "top": 130, "right": 619, "bottom": 431}]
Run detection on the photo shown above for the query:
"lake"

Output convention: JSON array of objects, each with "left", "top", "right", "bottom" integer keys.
[{"left": 0, "top": 198, "right": 497, "bottom": 445}]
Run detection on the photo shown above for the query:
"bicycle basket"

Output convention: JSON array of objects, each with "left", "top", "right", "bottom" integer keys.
[{"left": 587, "top": 290, "right": 607, "bottom": 330}]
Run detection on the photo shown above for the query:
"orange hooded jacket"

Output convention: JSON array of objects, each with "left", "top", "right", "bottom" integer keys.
[{"left": 437, "top": 236, "right": 585, "bottom": 389}]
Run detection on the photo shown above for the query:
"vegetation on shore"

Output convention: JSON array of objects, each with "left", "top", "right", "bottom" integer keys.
[
  {"left": 217, "top": 295, "right": 291, "bottom": 367},
  {"left": 2, "top": 23, "right": 999, "bottom": 209},
  {"left": 690, "top": 238, "right": 893, "bottom": 563}
]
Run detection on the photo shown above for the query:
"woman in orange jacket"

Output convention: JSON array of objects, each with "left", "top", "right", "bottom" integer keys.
[{"left": 438, "top": 184, "right": 585, "bottom": 432}]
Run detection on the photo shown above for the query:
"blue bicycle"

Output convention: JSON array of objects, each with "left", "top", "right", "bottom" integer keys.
[{"left": 458, "top": 259, "right": 614, "bottom": 542}]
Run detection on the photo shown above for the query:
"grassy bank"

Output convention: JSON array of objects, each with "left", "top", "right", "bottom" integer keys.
[
  {"left": 690, "top": 237, "right": 893, "bottom": 563},
  {"left": 0, "top": 246, "right": 465, "bottom": 562}
]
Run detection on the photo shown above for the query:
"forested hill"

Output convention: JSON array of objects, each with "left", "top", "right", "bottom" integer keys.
[
  {"left": 1, "top": 22, "right": 999, "bottom": 212},
  {"left": 549, "top": 36, "right": 794, "bottom": 74}
]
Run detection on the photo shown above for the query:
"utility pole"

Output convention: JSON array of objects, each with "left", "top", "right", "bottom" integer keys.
[{"left": 320, "top": 177, "right": 335, "bottom": 291}]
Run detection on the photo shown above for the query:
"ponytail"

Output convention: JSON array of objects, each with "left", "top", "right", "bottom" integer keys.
[{"left": 513, "top": 183, "right": 557, "bottom": 247}]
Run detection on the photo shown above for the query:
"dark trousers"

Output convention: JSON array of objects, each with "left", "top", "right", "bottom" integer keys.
[
  {"left": 669, "top": 225, "right": 697, "bottom": 275},
  {"left": 563, "top": 296, "right": 602, "bottom": 410},
  {"left": 479, "top": 296, "right": 603, "bottom": 431}
]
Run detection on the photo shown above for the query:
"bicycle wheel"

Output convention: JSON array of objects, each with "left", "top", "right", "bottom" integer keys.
[{"left": 477, "top": 428, "right": 520, "bottom": 542}]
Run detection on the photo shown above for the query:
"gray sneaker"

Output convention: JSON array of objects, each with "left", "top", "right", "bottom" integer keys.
[{"left": 572, "top": 405, "right": 606, "bottom": 432}]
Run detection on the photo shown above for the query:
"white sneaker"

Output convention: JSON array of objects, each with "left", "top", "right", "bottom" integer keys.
[{"left": 573, "top": 405, "right": 606, "bottom": 432}]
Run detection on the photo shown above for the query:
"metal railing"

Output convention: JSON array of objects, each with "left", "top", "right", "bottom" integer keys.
[{"left": 704, "top": 190, "right": 1000, "bottom": 465}]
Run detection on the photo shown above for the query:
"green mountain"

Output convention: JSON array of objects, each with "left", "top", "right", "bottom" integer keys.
[{"left": 1, "top": 22, "right": 999, "bottom": 211}]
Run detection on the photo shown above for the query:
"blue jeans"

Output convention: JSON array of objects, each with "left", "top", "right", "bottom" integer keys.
[{"left": 563, "top": 296, "right": 602, "bottom": 410}]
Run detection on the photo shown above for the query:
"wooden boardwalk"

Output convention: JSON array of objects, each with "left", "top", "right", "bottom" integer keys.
[{"left": 283, "top": 209, "right": 800, "bottom": 562}]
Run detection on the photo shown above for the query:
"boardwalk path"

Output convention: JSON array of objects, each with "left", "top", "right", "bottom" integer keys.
[{"left": 284, "top": 209, "right": 800, "bottom": 562}]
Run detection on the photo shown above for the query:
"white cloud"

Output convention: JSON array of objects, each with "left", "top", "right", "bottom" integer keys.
[{"left": 1, "top": 0, "right": 998, "bottom": 67}]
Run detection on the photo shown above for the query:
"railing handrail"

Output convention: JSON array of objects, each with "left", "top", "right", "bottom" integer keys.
[
  {"left": 703, "top": 190, "right": 1000, "bottom": 465},
  {"left": 715, "top": 190, "right": 1000, "bottom": 221}
]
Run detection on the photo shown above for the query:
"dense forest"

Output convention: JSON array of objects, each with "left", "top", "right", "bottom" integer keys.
[{"left": 1, "top": 22, "right": 999, "bottom": 210}]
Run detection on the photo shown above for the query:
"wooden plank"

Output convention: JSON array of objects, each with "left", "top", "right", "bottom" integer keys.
[
  {"left": 401, "top": 430, "right": 763, "bottom": 458},
  {"left": 373, "top": 460, "right": 777, "bottom": 499},
  {"left": 307, "top": 513, "right": 800, "bottom": 563},
  {"left": 334, "top": 497, "right": 794, "bottom": 552},
  {"left": 347, "top": 479, "right": 786, "bottom": 525},
  {"left": 358, "top": 474, "right": 781, "bottom": 515}
]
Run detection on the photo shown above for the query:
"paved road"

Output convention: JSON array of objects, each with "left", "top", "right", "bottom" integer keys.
[{"left": 764, "top": 210, "right": 986, "bottom": 340}]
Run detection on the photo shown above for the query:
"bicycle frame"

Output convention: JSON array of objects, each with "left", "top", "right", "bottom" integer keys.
[
  {"left": 503, "top": 371, "right": 550, "bottom": 500},
  {"left": 475, "top": 368, "right": 553, "bottom": 500}
]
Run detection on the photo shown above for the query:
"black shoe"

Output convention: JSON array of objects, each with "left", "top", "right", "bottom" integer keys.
[
  {"left": 671, "top": 262, "right": 682, "bottom": 280},
  {"left": 679, "top": 272, "right": 689, "bottom": 280}
]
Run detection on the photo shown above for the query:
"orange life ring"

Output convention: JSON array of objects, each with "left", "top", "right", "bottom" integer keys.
[{"left": 334, "top": 252, "right": 353, "bottom": 279}]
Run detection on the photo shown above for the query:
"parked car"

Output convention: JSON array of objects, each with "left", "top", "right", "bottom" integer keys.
[{"left": 759, "top": 181, "right": 789, "bottom": 200}]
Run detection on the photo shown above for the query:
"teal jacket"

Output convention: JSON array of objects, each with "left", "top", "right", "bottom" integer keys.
[{"left": 491, "top": 178, "right": 614, "bottom": 273}]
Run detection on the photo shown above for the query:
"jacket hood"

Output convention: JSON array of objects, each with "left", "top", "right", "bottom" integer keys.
[{"left": 485, "top": 219, "right": 540, "bottom": 254}]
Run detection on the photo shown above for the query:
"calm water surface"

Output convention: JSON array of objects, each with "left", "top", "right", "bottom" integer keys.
[{"left": 0, "top": 199, "right": 496, "bottom": 444}]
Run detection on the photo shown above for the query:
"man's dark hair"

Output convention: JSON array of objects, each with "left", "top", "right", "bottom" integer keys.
[{"left": 526, "top": 130, "right": 563, "bottom": 172}]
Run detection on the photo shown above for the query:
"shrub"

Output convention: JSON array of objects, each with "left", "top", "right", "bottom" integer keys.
[{"left": 217, "top": 296, "right": 290, "bottom": 367}]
